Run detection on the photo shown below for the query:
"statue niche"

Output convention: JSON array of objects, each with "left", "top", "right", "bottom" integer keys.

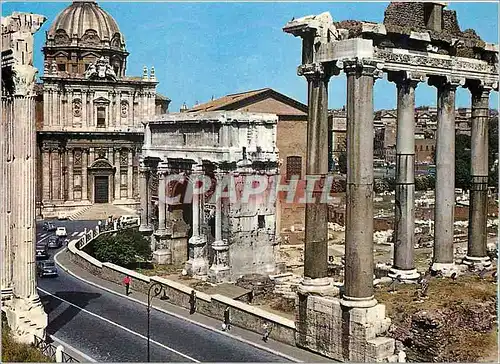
[
  {"left": 73, "top": 99, "right": 82, "bottom": 117},
  {"left": 120, "top": 100, "right": 128, "bottom": 118}
]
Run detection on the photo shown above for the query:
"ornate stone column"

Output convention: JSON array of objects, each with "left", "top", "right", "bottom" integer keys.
[
  {"left": 1, "top": 11, "right": 48, "bottom": 343},
  {"left": 81, "top": 148, "right": 88, "bottom": 201},
  {"left": 463, "top": 82, "right": 493, "bottom": 268},
  {"left": 429, "top": 76, "right": 463, "bottom": 276},
  {"left": 41, "top": 145, "right": 51, "bottom": 202},
  {"left": 152, "top": 161, "right": 172, "bottom": 264},
  {"left": 127, "top": 149, "right": 133, "bottom": 199},
  {"left": 185, "top": 164, "right": 208, "bottom": 277},
  {"left": 296, "top": 61, "right": 335, "bottom": 295},
  {"left": 208, "top": 169, "right": 230, "bottom": 283},
  {"left": 67, "top": 148, "right": 74, "bottom": 201},
  {"left": 341, "top": 58, "right": 383, "bottom": 308},
  {"left": 388, "top": 71, "right": 424, "bottom": 281},
  {"left": 114, "top": 148, "right": 121, "bottom": 201},
  {"left": 139, "top": 159, "right": 153, "bottom": 233}
]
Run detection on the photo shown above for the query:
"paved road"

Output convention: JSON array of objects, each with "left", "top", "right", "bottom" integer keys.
[{"left": 36, "top": 220, "right": 294, "bottom": 362}]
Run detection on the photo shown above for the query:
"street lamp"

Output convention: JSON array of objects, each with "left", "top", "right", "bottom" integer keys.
[{"left": 147, "top": 282, "right": 168, "bottom": 362}]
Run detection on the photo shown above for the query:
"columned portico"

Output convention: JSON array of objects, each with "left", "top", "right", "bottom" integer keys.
[
  {"left": 341, "top": 58, "right": 382, "bottom": 308},
  {"left": 388, "top": 71, "right": 424, "bottom": 281},
  {"left": 429, "top": 76, "right": 463, "bottom": 276},
  {"left": 463, "top": 82, "right": 493, "bottom": 268}
]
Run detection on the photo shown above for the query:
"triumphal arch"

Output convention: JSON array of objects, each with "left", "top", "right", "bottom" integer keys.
[{"left": 284, "top": 2, "right": 498, "bottom": 361}]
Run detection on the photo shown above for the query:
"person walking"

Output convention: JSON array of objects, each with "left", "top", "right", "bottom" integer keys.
[
  {"left": 189, "top": 290, "right": 197, "bottom": 314},
  {"left": 222, "top": 306, "right": 231, "bottom": 331},
  {"left": 262, "top": 322, "right": 272, "bottom": 342},
  {"left": 123, "top": 275, "right": 131, "bottom": 296}
]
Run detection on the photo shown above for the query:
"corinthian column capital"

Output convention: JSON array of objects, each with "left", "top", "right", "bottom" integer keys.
[
  {"left": 428, "top": 75, "right": 466, "bottom": 90},
  {"left": 339, "top": 58, "right": 384, "bottom": 79},
  {"left": 297, "top": 62, "right": 335, "bottom": 82}
]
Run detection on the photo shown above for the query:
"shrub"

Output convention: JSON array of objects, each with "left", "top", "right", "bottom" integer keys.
[
  {"left": 1, "top": 313, "right": 52, "bottom": 362},
  {"left": 92, "top": 228, "right": 152, "bottom": 266}
]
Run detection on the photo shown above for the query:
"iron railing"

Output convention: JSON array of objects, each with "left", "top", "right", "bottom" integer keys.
[{"left": 33, "top": 336, "right": 79, "bottom": 363}]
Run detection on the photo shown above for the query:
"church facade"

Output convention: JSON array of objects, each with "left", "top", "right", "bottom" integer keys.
[{"left": 36, "top": 0, "right": 169, "bottom": 217}]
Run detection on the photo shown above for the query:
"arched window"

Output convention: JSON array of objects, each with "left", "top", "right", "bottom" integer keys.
[
  {"left": 286, "top": 156, "right": 302, "bottom": 180},
  {"left": 426, "top": 145, "right": 429, "bottom": 151}
]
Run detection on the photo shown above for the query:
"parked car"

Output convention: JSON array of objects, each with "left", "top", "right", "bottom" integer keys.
[
  {"left": 55, "top": 227, "right": 67, "bottom": 237},
  {"left": 47, "top": 236, "right": 63, "bottom": 249},
  {"left": 36, "top": 261, "right": 58, "bottom": 277},
  {"left": 120, "top": 215, "right": 140, "bottom": 227},
  {"left": 35, "top": 243, "right": 49, "bottom": 259},
  {"left": 43, "top": 222, "right": 56, "bottom": 231},
  {"left": 57, "top": 212, "right": 68, "bottom": 220}
]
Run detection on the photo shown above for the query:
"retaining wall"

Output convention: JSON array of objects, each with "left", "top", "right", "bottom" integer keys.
[{"left": 66, "top": 229, "right": 296, "bottom": 345}]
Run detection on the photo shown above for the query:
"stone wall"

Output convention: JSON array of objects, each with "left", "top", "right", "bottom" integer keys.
[{"left": 66, "top": 234, "right": 296, "bottom": 345}]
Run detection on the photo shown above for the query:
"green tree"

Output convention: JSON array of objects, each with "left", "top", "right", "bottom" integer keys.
[{"left": 93, "top": 229, "right": 152, "bottom": 266}]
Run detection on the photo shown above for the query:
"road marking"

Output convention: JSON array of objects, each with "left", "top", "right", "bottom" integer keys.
[
  {"left": 52, "top": 249, "right": 301, "bottom": 363},
  {"left": 40, "top": 233, "right": 47, "bottom": 238},
  {"left": 71, "top": 232, "right": 79, "bottom": 237},
  {"left": 37, "top": 288, "right": 200, "bottom": 363},
  {"left": 78, "top": 231, "right": 85, "bottom": 236},
  {"left": 38, "top": 234, "right": 53, "bottom": 244}
]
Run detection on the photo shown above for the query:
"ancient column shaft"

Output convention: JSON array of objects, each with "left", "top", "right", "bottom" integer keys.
[
  {"left": 114, "top": 149, "right": 121, "bottom": 200},
  {"left": 388, "top": 73, "right": 422, "bottom": 279},
  {"left": 156, "top": 163, "right": 167, "bottom": 234},
  {"left": 343, "top": 59, "right": 381, "bottom": 305},
  {"left": 139, "top": 161, "right": 152, "bottom": 232},
  {"left": 431, "top": 77, "right": 461, "bottom": 271},
  {"left": 215, "top": 172, "right": 222, "bottom": 242},
  {"left": 300, "top": 62, "right": 330, "bottom": 280},
  {"left": 127, "top": 149, "right": 133, "bottom": 199},
  {"left": 466, "top": 85, "right": 491, "bottom": 265},
  {"left": 11, "top": 95, "right": 38, "bottom": 298}
]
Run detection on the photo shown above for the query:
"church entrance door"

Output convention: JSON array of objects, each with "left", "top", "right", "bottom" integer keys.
[{"left": 94, "top": 176, "right": 109, "bottom": 203}]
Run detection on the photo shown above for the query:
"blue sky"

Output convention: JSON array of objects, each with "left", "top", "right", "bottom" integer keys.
[{"left": 3, "top": 1, "right": 499, "bottom": 111}]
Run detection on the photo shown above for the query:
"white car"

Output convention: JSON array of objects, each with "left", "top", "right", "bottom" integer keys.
[
  {"left": 120, "top": 215, "right": 140, "bottom": 227},
  {"left": 55, "top": 227, "right": 67, "bottom": 237}
]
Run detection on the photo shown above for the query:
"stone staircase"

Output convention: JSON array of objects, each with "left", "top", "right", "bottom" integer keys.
[{"left": 69, "top": 203, "right": 138, "bottom": 221}]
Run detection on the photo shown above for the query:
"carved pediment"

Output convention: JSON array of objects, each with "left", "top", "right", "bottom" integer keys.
[
  {"left": 89, "top": 159, "right": 113, "bottom": 169},
  {"left": 54, "top": 29, "right": 70, "bottom": 45},
  {"left": 93, "top": 96, "right": 110, "bottom": 104}
]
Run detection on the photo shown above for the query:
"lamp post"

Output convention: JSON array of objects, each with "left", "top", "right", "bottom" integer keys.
[{"left": 147, "top": 282, "right": 167, "bottom": 362}]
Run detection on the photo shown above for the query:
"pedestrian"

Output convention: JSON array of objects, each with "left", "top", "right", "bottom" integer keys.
[
  {"left": 123, "top": 275, "right": 131, "bottom": 296},
  {"left": 262, "top": 322, "right": 272, "bottom": 342},
  {"left": 189, "top": 290, "right": 197, "bottom": 314},
  {"left": 223, "top": 306, "right": 231, "bottom": 331}
]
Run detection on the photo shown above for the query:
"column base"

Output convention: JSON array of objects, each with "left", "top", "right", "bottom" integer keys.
[
  {"left": 340, "top": 294, "right": 378, "bottom": 308},
  {"left": 139, "top": 224, "right": 153, "bottom": 233},
  {"left": 207, "top": 265, "right": 231, "bottom": 284},
  {"left": 1, "top": 287, "right": 13, "bottom": 302},
  {"left": 431, "top": 262, "right": 458, "bottom": 277},
  {"left": 388, "top": 267, "right": 420, "bottom": 282},
  {"left": 295, "top": 293, "right": 400, "bottom": 361},
  {"left": 152, "top": 249, "right": 172, "bottom": 265},
  {"left": 3, "top": 296, "right": 48, "bottom": 345},
  {"left": 297, "top": 277, "right": 339, "bottom": 297},
  {"left": 462, "top": 255, "right": 492, "bottom": 269}
]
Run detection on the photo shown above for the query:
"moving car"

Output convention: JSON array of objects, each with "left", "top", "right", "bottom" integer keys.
[
  {"left": 43, "top": 222, "right": 56, "bottom": 231},
  {"left": 47, "top": 236, "right": 62, "bottom": 249},
  {"left": 57, "top": 212, "right": 68, "bottom": 220},
  {"left": 36, "top": 261, "right": 58, "bottom": 277},
  {"left": 35, "top": 243, "right": 49, "bottom": 259},
  {"left": 55, "top": 227, "right": 67, "bottom": 237}
]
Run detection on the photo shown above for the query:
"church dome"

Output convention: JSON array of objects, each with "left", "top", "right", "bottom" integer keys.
[{"left": 46, "top": 0, "right": 126, "bottom": 52}]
